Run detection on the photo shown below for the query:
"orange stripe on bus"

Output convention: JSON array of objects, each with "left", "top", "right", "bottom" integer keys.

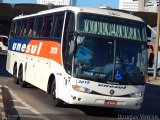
[{"left": 24, "top": 40, "right": 62, "bottom": 65}]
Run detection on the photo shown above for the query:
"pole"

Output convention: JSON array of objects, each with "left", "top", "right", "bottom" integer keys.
[{"left": 153, "top": 0, "right": 160, "bottom": 79}]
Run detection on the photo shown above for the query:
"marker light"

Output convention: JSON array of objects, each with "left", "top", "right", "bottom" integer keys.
[{"left": 129, "top": 92, "right": 144, "bottom": 98}]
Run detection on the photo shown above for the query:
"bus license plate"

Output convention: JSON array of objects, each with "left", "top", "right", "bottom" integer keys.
[{"left": 104, "top": 100, "right": 117, "bottom": 105}]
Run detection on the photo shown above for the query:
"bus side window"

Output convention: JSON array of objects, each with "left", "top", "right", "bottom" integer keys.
[
  {"left": 10, "top": 21, "right": 16, "bottom": 37},
  {"left": 20, "top": 20, "right": 28, "bottom": 37},
  {"left": 26, "top": 18, "right": 35, "bottom": 37},
  {"left": 33, "top": 17, "right": 44, "bottom": 38},
  {"left": 41, "top": 15, "right": 54, "bottom": 38},
  {"left": 15, "top": 20, "right": 22, "bottom": 37},
  {"left": 52, "top": 13, "right": 65, "bottom": 41}
]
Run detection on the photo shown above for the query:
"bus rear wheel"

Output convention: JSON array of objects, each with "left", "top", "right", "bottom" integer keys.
[
  {"left": 51, "top": 80, "right": 63, "bottom": 107},
  {"left": 13, "top": 65, "right": 19, "bottom": 84},
  {"left": 18, "top": 66, "right": 27, "bottom": 88}
]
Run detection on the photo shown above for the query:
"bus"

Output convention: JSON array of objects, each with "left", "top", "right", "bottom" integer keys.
[
  {"left": 0, "top": 35, "right": 8, "bottom": 51},
  {"left": 6, "top": 6, "right": 151, "bottom": 110},
  {"left": 147, "top": 43, "right": 160, "bottom": 76}
]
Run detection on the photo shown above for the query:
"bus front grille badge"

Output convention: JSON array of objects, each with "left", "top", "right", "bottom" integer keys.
[{"left": 110, "top": 89, "right": 115, "bottom": 95}]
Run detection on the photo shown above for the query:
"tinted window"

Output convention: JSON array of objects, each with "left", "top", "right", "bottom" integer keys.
[
  {"left": 42, "top": 15, "right": 54, "bottom": 37},
  {"left": 33, "top": 17, "right": 44, "bottom": 38},
  {"left": 15, "top": 21, "right": 22, "bottom": 37},
  {"left": 63, "top": 12, "right": 75, "bottom": 74},
  {"left": 10, "top": 21, "right": 16, "bottom": 37},
  {"left": 52, "top": 13, "right": 65, "bottom": 40},
  {"left": 20, "top": 20, "right": 28, "bottom": 37},
  {"left": 25, "top": 18, "right": 35, "bottom": 37},
  {"left": 10, "top": 21, "right": 16, "bottom": 32}
]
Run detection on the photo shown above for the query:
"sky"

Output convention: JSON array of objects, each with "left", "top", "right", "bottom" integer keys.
[{"left": 3, "top": 0, "right": 119, "bottom": 9}]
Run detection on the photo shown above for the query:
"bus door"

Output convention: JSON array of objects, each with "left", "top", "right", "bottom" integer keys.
[{"left": 61, "top": 11, "right": 75, "bottom": 100}]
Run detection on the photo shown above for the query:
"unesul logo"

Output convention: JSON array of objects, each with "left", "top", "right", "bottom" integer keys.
[
  {"left": 12, "top": 42, "right": 43, "bottom": 55},
  {"left": 98, "top": 83, "right": 126, "bottom": 89}
]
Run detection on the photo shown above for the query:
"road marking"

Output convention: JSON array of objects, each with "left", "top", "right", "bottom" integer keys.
[
  {"left": 0, "top": 96, "right": 2, "bottom": 99},
  {"left": 4, "top": 86, "right": 50, "bottom": 120},
  {"left": 0, "top": 103, "right": 4, "bottom": 107},
  {"left": 11, "top": 99, "right": 19, "bottom": 102},
  {"left": 20, "top": 115, "right": 46, "bottom": 120},
  {"left": 13, "top": 106, "right": 29, "bottom": 110},
  {"left": 1, "top": 112, "right": 7, "bottom": 120}
]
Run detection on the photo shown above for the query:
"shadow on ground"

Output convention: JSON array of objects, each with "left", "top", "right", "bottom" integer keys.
[{"left": 0, "top": 53, "right": 12, "bottom": 77}]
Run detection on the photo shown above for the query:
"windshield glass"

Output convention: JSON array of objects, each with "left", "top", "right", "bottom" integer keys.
[
  {"left": 73, "top": 35, "right": 147, "bottom": 85},
  {"left": 78, "top": 13, "right": 147, "bottom": 41}
]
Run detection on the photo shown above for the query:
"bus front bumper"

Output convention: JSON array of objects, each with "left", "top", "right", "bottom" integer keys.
[{"left": 68, "top": 91, "right": 143, "bottom": 110}]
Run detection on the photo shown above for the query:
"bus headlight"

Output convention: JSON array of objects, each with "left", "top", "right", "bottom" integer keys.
[
  {"left": 72, "top": 85, "right": 92, "bottom": 93},
  {"left": 129, "top": 92, "right": 144, "bottom": 98}
]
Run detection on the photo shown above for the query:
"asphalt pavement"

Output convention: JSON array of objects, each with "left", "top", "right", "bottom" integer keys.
[{"left": 147, "top": 76, "right": 160, "bottom": 86}]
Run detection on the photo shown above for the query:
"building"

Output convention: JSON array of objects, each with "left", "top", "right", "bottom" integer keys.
[
  {"left": 119, "top": 0, "right": 140, "bottom": 11},
  {"left": 119, "top": 0, "right": 159, "bottom": 12},
  {"left": 145, "top": 0, "right": 159, "bottom": 13},
  {"left": 37, "top": 0, "right": 76, "bottom": 6}
]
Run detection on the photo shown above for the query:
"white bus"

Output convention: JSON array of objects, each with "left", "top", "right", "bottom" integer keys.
[
  {"left": 0, "top": 35, "right": 8, "bottom": 51},
  {"left": 6, "top": 6, "right": 150, "bottom": 110}
]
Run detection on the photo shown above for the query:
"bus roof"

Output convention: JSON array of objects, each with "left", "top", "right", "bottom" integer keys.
[
  {"left": 0, "top": 35, "right": 8, "bottom": 39},
  {"left": 13, "top": 6, "right": 144, "bottom": 22}
]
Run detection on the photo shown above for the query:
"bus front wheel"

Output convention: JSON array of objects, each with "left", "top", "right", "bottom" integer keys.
[{"left": 51, "top": 80, "right": 63, "bottom": 107}]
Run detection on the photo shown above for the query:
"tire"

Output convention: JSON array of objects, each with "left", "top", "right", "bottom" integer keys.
[
  {"left": 13, "top": 65, "right": 19, "bottom": 84},
  {"left": 51, "top": 80, "right": 63, "bottom": 107},
  {"left": 18, "top": 66, "right": 27, "bottom": 88}
]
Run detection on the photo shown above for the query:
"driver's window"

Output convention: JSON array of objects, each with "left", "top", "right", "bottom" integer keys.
[{"left": 63, "top": 11, "right": 75, "bottom": 74}]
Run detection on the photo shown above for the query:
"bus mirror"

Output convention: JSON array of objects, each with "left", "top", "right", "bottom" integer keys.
[
  {"left": 68, "top": 32, "right": 78, "bottom": 56},
  {"left": 148, "top": 53, "right": 154, "bottom": 67},
  {"left": 69, "top": 40, "right": 76, "bottom": 55}
]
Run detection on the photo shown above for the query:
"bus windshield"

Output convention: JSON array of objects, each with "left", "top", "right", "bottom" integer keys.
[
  {"left": 73, "top": 35, "right": 147, "bottom": 85},
  {"left": 78, "top": 13, "right": 147, "bottom": 41}
]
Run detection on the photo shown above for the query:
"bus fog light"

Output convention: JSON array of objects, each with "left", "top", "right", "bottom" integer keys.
[
  {"left": 139, "top": 103, "right": 142, "bottom": 106},
  {"left": 72, "top": 96, "right": 76, "bottom": 100},
  {"left": 135, "top": 103, "right": 138, "bottom": 106},
  {"left": 78, "top": 98, "right": 81, "bottom": 101},
  {"left": 130, "top": 92, "right": 144, "bottom": 98},
  {"left": 72, "top": 85, "right": 92, "bottom": 93}
]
